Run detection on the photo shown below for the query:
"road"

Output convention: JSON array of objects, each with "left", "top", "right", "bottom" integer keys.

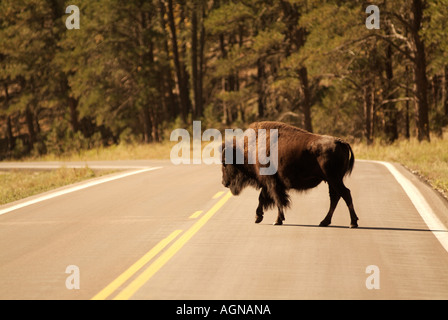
[{"left": 0, "top": 160, "right": 447, "bottom": 300}]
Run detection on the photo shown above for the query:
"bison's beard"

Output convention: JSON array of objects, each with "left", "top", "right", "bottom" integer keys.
[
  {"left": 229, "top": 182, "right": 243, "bottom": 196},
  {"left": 223, "top": 165, "right": 254, "bottom": 196},
  {"left": 228, "top": 171, "right": 250, "bottom": 196}
]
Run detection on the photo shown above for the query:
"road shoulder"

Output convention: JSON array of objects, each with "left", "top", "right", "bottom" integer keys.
[{"left": 388, "top": 162, "right": 448, "bottom": 230}]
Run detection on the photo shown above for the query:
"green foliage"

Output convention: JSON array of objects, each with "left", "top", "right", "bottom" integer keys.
[
  {"left": 1, "top": 0, "right": 447, "bottom": 160},
  {"left": 423, "top": 0, "right": 448, "bottom": 70},
  {"left": 45, "top": 120, "right": 102, "bottom": 156}
]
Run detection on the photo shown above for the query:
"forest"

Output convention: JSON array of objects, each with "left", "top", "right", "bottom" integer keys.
[{"left": 1, "top": 0, "right": 448, "bottom": 158}]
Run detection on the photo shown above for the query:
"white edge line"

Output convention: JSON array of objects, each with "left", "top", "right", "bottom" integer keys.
[
  {"left": 0, "top": 167, "right": 162, "bottom": 217},
  {"left": 0, "top": 165, "right": 153, "bottom": 170},
  {"left": 366, "top": 160, "right": 448, "bottom": 253}
]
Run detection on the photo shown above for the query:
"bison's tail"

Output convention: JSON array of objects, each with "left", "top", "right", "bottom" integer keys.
[
  {"left": 336, "top": 140, "right": 355, "bottom": 178},
  {"left": 346, "top": 142, "right": 355, "bottom": 177}
]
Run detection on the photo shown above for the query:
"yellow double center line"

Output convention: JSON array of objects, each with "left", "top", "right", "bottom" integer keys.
[{"left": 92, "top": 191, "right": 232, "bottom": 300}]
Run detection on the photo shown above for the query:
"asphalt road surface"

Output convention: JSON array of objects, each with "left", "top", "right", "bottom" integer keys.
[{"left": 0, "top": 160, "right": 447, "bottom": 300}]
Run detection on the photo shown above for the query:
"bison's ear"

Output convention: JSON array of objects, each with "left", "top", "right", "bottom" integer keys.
[
  {"left": 220, "top": 142, "right": 226, "bottom": 165},
  {"left": 220, "top": 141, "right": 226, "bottom": 155}
]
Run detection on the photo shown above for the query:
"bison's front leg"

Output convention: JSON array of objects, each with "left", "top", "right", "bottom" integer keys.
[
  {"left": 255, "top": 187, "right": 272, "bottom": 224},
  {"left": 255, "top": 189, "right": 265, "bottom": 223},
  {"left": 274, "top": 207, "right": 286, "bottom": 225},
  {"left": 270, "top": 183, "right": 289, "bottom": 226},
  {"left": 255, "top": 205, "right": 264, "bottom": 224}
]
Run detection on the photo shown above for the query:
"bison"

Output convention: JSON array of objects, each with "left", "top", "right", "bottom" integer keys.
[{"left": 221, "top": 121, "right": 359, "bottom": 228}]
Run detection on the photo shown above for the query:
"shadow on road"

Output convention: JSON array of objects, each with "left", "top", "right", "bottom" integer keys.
[{"left": 282, "top": 224, "right": 448, "bottom": 233}]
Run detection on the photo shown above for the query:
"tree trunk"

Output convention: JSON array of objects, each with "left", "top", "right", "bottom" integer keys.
[
  {"left": 191, "top": 4, "right": 200, "bottom": 119},
  {"left": 411, "top": 0, "right": 430, "bottom": 142},
  {"left": 413, "top": 48, "right": 430, "bottom": 142},
  {"left": 25, "top": 106, "right": 36, "bottom": 149},
  {"left": 257, "top": 58, "right": 265, "bottom": 119},
  {"left": 158, "top": 0, "right": 178, "bottom": 120},
  {"left": 6, "top": 115, "right": 15, "bottom": 151},
  {"left": 3, "top": 84, "right": 15, "bottom": 151},
  {"left": 167, "top": 0, "right": 190, "bottom": 123},
  {"left": 150, "top": 108, "right": 160, "bottom": 142},
  {"left": 405, "top": 92, "right": 411, "bottom": 140},
  {"left": 443, "top": 66, "right": 448, "bottom": 118},
  {"left": 404, "top": 66, "right": 411, "bottom": 139},
  {"left": 222, "top": 77, "right": 229, "bottom": 125},
  {"left": 142, "top": 106, "right": 152, "bottom": 144},
  {"left": 179, "top": 3, "right": 192, "bottom": 119},
  {"left": 298, "top": 66, "right": 313, "bottom": 132},
  {"left": 364, "top": 85, "right": 374, "bottom": 145},
  {"left": 198, "top": 4, "right": 206, "bottom": 118},
  {"left": 384, "top": 44, "right": 398, "bottom": 143},
  {"left": 68, "top": 97, "right": 79, "bottom": 132},
  {"left": 58, "top": 75, "right": 80, "bottom": 133}
]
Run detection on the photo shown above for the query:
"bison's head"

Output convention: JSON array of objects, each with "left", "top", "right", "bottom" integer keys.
[
  {"left": 221, "top": 162, "right": 246, "bottom": 195},
  {"left": 221, "top": 143, "right": 247, "bottom": 196}
]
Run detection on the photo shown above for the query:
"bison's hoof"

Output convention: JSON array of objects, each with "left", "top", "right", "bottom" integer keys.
[
  {"left": 255, "top": 216, "right": 264, "bottom": 224},
  {"left": 273, "top": 220, "right": 283, "bottom": 226},
  {"left": 319, "top": 220, "right": 331, "bottom": 227},
  {"left": 350, "top": 223, "right": 359, "bottom": 229}
]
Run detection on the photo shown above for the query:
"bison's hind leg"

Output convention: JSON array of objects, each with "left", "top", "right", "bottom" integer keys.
[
  {"left": 319, "top": 185, "right": 340, "bottom": 227},
  {"left": 325, "top": 179, "right": 359, "bottom": 228}
]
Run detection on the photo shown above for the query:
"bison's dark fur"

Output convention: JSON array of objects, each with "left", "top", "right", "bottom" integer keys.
[{"left": 221, "top": 121, "right": 359, "bottom": 228}]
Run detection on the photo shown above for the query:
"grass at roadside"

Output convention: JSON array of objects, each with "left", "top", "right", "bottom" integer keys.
[
  {"left": 0, "top": 167, "right": 115, "bottom": 205},
  {"left": 0, "top": 140, "right": 198, "bottom": 206},
  {"left": 353, "top": 135, "right": 448, "bottom": 199},
  {"left": 25, "top": 142, "right": 176, "bottom": 162}
]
